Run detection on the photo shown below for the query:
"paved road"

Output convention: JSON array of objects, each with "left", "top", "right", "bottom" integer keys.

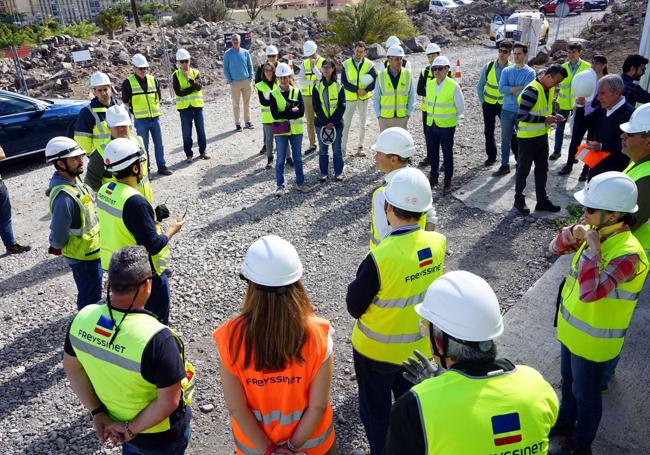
[{"left": 547, "top": 7, "right": 608, "bottom": 44}]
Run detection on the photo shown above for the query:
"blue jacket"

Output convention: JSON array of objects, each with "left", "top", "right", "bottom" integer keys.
[
  {"left": 498, "top": 65, "right": 536, "bottom": 113},
  {"left": 223, "top": 47, "right": 253, "bottom": 83}
]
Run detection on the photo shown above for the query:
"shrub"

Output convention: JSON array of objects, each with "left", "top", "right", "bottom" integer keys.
[
  {"left": 96, "top": 8, "right": 127, "bottom": 39},
  {"left": 172, "top": 0, "right": 230, "bottom": 26},
  {"left": 64, "top": 21, "right": 98, "bottom": 39}
]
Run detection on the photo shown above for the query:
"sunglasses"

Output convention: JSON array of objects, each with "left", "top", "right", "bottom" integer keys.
[
  {"left": 264, "top": 68, "right": 274, "bottom": 72},
  {"left": 583, "top": 207, "right": 598, "bottom": 214},
  {"left": 179, "top": 60, "right": 189, "bottom": 63},
  {"left": 498, "top": 49, "right": 511, "bottom": 54},
  {"left": 432, "top": 66, "right": 446, "bottom": 72}
]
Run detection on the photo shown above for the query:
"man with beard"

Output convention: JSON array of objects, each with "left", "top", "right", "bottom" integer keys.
[{"left": 621, "top": 54, "right": 650, "bottom": 106}]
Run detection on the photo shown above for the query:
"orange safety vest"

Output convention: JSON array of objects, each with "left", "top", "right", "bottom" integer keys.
[{"left": 213, "top": 315, "right": 336, "bottom": 455}]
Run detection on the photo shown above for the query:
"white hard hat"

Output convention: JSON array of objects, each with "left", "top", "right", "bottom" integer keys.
[
  {"left": 303, "top": 40, "right": 317, "bottom": 57},
  {"left": 240, "top": 235, "right": 303, "bottom": 287},
  {"left": 370, "top": 127, "right": 415, "bottom": 158},
  {"left": 571, "top": 69, "right": 597, "bottom": 99},
  {"left": 105, "top": 105, "right": 132, "bottom": 128},
  {"left": 131, "top": 53, "right": 149, "bottom": 68},
  {"left": 620, "top": 103, "right": 650, "bottom": 134},
  {"left": 386, "top": 45, "right": 405, "bottom": 58},
  {"left": 176, "top": 48, "right": 191, "bottom": 61},
  {"left": 574, "top": 171, "right": 638, "bottom": 213},
  {"left": 415, "top": 271, "right": 504, "bottom": 342},
  {"left": 386, "top": 36, "right": 401, "bottom": 48},
  {"left": 90, "top": 71, "right": 111, "bottom": 87},
  {"left": 432, "top": 56, "right": 451, "bottom": 67},
  {"left": 275, "top": 62, "right": 293, "bottom": 77},
  {"left": 104, "top": 137, "right": 144, "bottom": 172},
  {"left": 359, "top": 74, "right": 374, "bottom": 88},
  {"left": 266, "top": 45, "right": 279, "bottom": 56},
  {"left": 45, "top": 136, "right": 85, "bottom": 163},
  {"left": 384, "top": 167, "right": 432, "bottom": 212},
  {"left": 425, "top": 43, "right": 441, "bottom": 55}
]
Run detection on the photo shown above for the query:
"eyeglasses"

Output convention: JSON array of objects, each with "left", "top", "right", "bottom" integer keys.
[
  {"left": 264, "top": 68, "right": 274, "bottom": 72},
  {"left": 583, "top": 206, "right": 598, "bottom": 214},
  {"left": 322, "top": 66, "right": 332, "bottom": 70},
  {"left": 626, "top": 131, "right": 650, "bottom": 137},
  {"left": 179, "top": 60, "right": 189, "bottom": 64},
  {"left": 498, "top": 49, "right": 511, "bottom": 54},
  {"left": 432, "top": 66, "right": 446, "bottom": 72}
]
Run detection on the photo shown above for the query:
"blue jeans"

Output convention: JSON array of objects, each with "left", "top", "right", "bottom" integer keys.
[
  {"left": 146, "top": 271, "right": 170, "bottom": 325},
  {"left": 317, "top": 126, "right": 344, "bottom": 177},
  {"left": 179, "top": 107, "right": 207, "bottom": 158},
  {"left": 500, "top": 109, "right": 519, "bottom": 166},
  {"left": 553, "top": 109, "right": 571, "bottom": 155},
  {"left": 0, "top": 180, "right": 16, "bottom": 247},
  {"left": 274, "top": 134, "right": 304, "bottom": 188},
  {"left": 69, "top": 259, "right": 103, "bottom": 310},
  {"left": 122, "top": 423, "right": 191, "bottom": 455},
  {"left": 425, "top": 125, "right": 455, "bottom": 182},
  {"left": 134, "top": 117, "right": 166, "bottom": 170},
  {"left": 557, "top": 343, "right": 619, "bottom": 448}
]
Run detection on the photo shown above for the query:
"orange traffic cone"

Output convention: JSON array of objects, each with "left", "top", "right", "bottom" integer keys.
[{"left": 454, "top": 58, "right": 463, "bottom": 88}]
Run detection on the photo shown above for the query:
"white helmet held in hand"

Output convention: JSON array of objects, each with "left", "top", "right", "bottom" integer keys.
[
  {"left": 415, "top": 271, "right": 504, "bottom": 342},
  {"left": 571, "top": 68, "right": 597, "bottom": 99},
  {"left": 432, "top": 56, "right": 451, "bottom": 67},
  {"left": 90, "top": 72, "right": 111, "bottom": 87},
  {"left": 574, "top": 171, "right": 638, "bottom": 213},
  {"left": 131, "top": 53, "right": 149, "bottom": 68},
  {"left": 176, "top": 48, "right": 191, "bottom": 61},
  {"left": 384, "top": 167, "right": 432, "bottom": 212},
  {"left": 240, "top": 235, "right": 303, "bottom": 287},
  {"left": 106, "top": 105, "right": 132, "bottom": 128},
  {"left": 45, "top": 136, "right": 85, "bottom": 163},
  {"left": 104, "top": 137, "right": 144, "bottom": 172},
  {"left": 425, "top": 43, "right": 441, "bottom": 55},
  {"left": 386, "top": 36, "right": 401, "bottom": 48},
  {"left": 303, "top": 40, "right": 318, "bottom": 57},
  {"left": 371, "top": 127, "right": 415, "bottom": 158},
  {"left": 359, "top": 74, "right": 374, "bottom": 88},
  {"left": 275, "top": 62, "right": 293, "bottom": 77},
  {"left": 266, "top": 45, "right": 279, "bottom": 56},
  {"left": 386, "top": 45, "right": 405, "bottom": 58},
  {"left": 620, "top": 103, "right": 650, "bottom": 134}
]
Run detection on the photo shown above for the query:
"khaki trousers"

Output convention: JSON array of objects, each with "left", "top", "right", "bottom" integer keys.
[
  {"left": 378, "top": 116, "right": 409, "bottom": 132},
  {"left": 342, "top": 98, "right": 370, "bottom": 151},
  {"left": 230, "top": 79, "right": 252, "bottom": 125},
  {"left": 303, "top": 95, "right": 316, "bottom": 147}
]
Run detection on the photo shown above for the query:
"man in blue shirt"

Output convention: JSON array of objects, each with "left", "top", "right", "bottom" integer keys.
[
  {"left": 494, "top": 43, "right": 536, "bottom": 176},
  {"left": 223, "top": 33, "right": 254, "bottom": 131}
]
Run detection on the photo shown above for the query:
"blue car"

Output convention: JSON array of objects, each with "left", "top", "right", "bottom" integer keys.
[{"left": 0, "top": 89, "right": 88, "bottom": 161}]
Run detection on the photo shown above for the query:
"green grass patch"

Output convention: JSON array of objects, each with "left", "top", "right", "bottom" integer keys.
[{"left": 552, "top": 204, "right": 583, "bottom": 228}]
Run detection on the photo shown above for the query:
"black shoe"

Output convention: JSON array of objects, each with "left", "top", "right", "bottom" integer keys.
[
  {"left": 492, "top": 165, "right": 510, "bottom": 176},
  {"left": 548, "top": 441, "right": 592, "bottom": 455},
  {"left": 157, "top": 167, "right": 173, "bottom": 176},
  {"left": 572, "top": 158, "right": 579, "bottom": 164},
  {"left": 418, "top": 158, "right": 429, "bottom": 168},
  {"left": 558, "top": 164, "right": 573, "bottom": 175},
  {"left": 514, "top": 198, "right": 530, "bottom": 215},
  {"left": 6, "top": 242, "right": 31, "bottom": 254},
  {"left": 265, "top": 157, "right": 273, "bottom": 170},
  {"left": 549, "top": 423, "right": 575, "bottom": 438},
  {"left": 535, "top": 199, "right": 561, "bottom": 212},
  {"left": 259, "top": 145, "right": 266, "bottom": 155},
  {"left": 245, "top": 122, "right": 254, "bottom": 129},
  {"left": 429, "top": 175, "right": 438, "bottom": 187},
  {"left": 484, "top": 158, "right": 497, "bottom": 167},
  {"left": 549, "top": 152, "right": 561, "bottom": 161},
  {"left": 578, "top": 169, "right": 588, "bottom": 182},
  {"left": 235, "top": 124, "right": 242, "bottom": 132},
  {"left": 286, "top": 157, "right": 294, "bottom": 167},
  {"left": 304, "top": 145, "right": 316, "bottom": 155}
]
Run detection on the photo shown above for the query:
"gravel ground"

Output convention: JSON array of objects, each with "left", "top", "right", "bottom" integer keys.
[{"left": 0, "top": 35, "right": 594, "bottom": 453}]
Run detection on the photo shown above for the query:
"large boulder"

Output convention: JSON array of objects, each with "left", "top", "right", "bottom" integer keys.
[
  {"left": 367, "top": 43, "right": 386, "bottom": 60},
  {"left": 528, "top": 49, "right": 549, "bottom": 66},
  {"left": 405, "top": 35, "right": 430, "bottom": 53},
  {"left": 550, "top": 39, "right": 568, "bottom": 54}
]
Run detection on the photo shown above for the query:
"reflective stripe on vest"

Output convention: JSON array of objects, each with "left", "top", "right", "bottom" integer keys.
[
  {"left": 175, "top": 68, "right": 204, "bottom": 110},
  {"left": 315, "top": 81, "right": 341, "bottom": 119},
  {"left": 419, "top": 67, "right": 435, "bottom": 112},
  {"left": 90, "top": 108, "right": 112, "bottom": 155},
  {"left": 483, "top": 60, "right": 508, "bottom": 105},
  {"left": 128, "top": 74, "right": 161, "bottom": 119},
  {"left": 234, "top": 423, "right": 334, "bottom": 455},
  {"left": 255, "top": 80, "right": 277, "bottom": 124},
  {"left": 378, "top": 68, "right": 412, "bottom": 119},
  {"left": 271, "top": 87, "right": 303, "bottom": 136},
  {"left": 343, "top": 58, "right": 373, "bottom": 101},
  {"left": 624, "top": 160, "right": 650, "bottom": 252},
  {"left": 302, "top": 57, "right": 324, "bottom": 97},
  {"left": 425, "top": 77, "right": 459, "bottom": 128},
  {"left": 558, "top": 60, "right": 591, "bottom": 110},
  {"left": 517, "top": 80, "right": 553, "bottom": 138}
]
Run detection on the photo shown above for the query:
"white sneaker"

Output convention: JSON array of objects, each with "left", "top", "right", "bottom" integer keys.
[
  {"left": 275, "top": 187, "right": 285, "bottom": 197},
  {"left": 335, "top": 174, "right": 344, "bottom": 181},
  {"left": 319, "top": 175, "right": 327, "bottom": 182}
]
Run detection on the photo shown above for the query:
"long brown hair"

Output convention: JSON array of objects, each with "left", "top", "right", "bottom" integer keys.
[{"left": 229, "top": 280, "right": 314, "bottom": 371}]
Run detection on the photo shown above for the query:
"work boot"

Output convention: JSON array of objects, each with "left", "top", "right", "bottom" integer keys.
[
  {"left": 429, "top": 175, "right": 438, "bottom": 187},
  {"left": 200, "top": 152, "right": 211, "bottom": 160},
  {"left": 304, "top": 145, "right": 317, "bottom": 155},
  {"left": 443, "top": 181, "right": 453, "bottom": 193},
  {"left": 492, "top": 165, "right": 510, "bottom": 177},
  {"left": 549, "top": 152, "right": 561, "bottom": 160},
  {"left": 484, "top": 158, "right": 497, "bottom": 167},
  {"left": 558, "top": 164, "right": 572, "bottom": 175},
  {"left": 514, "top": 197, "right": 530, "bottom": 215},
  {"left": 548, "top": 423, "right": 575, "bottom": 438},
  {"left": 265, "top": 157, "right": 273, "bottom": 170},
  {"left": 548, "top": 441, "right": 592, "bottom": 455},
  {"left": 157, "top": 167, "right": 173, "bottom": 176},
  {"left": 259, "top": 145, "right": 266, "bottom": 155},
  {"left": 535, "top": 199, "right": 561, "bottom": 213},
  {"left": 578, "top": 168, "right": 589, "bottom": 182},
  {"left": 6, "top": 242, "right": 31, "bottom": 254}
]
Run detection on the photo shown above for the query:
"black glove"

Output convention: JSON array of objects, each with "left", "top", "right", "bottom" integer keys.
[
  {"left": 402, "top": 349, "right": 440, "bottom": 385},
  {"left": 155, "top": 204, "right": 170, "bottom": 222}
]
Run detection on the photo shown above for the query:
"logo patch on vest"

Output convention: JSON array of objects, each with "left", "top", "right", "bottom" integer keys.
[
  {"left": 417, "top": 247, "right": 433, "bottom": 268},
  {"left": 491, "top": 412, "right": 522, "bottom": 446},
  {"left": 94, "top": 315, "right": 114, "bottom": 337}
]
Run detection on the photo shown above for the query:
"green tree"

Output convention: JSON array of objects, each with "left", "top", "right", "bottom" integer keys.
[
  {"left": 96, "top": 8, "right": 127, "bottom": 39},
  {"left": 64, "top": 21, "right": 98, "bottom": 39},
  {"left": 172, "top": 0, "right": 230, "bottom": 26},
  {"left": 327, "top": 0, "right": 417, "bottom": 47}
]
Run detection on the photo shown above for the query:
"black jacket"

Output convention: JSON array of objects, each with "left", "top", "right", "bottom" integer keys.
[{"left": 312, "top": 78, "right": 346, "bottom": 128}]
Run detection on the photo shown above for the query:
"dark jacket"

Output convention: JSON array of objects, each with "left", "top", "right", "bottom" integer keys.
[
  {"left": 269, "top": 86, "right": 305, "bottom": 122},
  {"left": 312, "top": 78, "right": 346, "bottom": 129}
]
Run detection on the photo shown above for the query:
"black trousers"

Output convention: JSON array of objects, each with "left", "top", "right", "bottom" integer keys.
[
  {"left": 482, "top": 101, "right": 501, "bottom": 161},
  {"left": 515, "top": 135, "right": 549, "bottom": 202}
]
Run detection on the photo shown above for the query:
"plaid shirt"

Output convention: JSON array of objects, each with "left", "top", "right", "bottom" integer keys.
[
  {"left": 622, "top": 73, "right": 650, "bottom": 106},
  {"left": 550, "top": 224, "right": 641, "bottom": 302}
]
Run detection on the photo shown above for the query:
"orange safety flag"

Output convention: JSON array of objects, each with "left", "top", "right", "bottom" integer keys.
[{"left": 576, "top": 144, "right": 611, "bottom": 168}]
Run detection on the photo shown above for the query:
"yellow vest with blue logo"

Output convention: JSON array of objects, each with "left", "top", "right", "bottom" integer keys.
[
  {"left": 96, "top": 182, "right": 170, "bottom": 274},
  {"left": 624, "top": 160, "right": 650, "bottom": 253},
  {"left": 342, "top": 58, "right": 374, "bottom": 101},
  {"left": 517, "top": 80, "right": 554, "bottom": 139},
  {"left": 378, "top": 68, "right": 412, "bottom": 119},
  {"left": 483, "top": 60, "right": 509, "bottom": 105},
  {"left": 557, "top": 229, "right": 648, "bottom": 362},
  {"left": 271, "top": 87, "right": 303, "bottom": 136},
  {"left": 314, "top": 80, "right": 342, "bottom": 119},
  {"left": 69, "top": 304, "right": 176, "bottom": 433},
  {"left": 48, "top": 178, "right": 100, "bottom": 261},
  {"left": 255, "top": 80, "right": 277, "bottom": 124},
  {"left": 425, "top": 77, "right": 459, "bottom": 128},
  {"left": 558, "top": 59, "right": 591, "bottom": 111},
  {"left": 302, "top": 57, "right": 325, "bottom": 97},
  {"left": 174, "top": 68, "right": 204, "bottom": 110},
  {"left": 411, "top": 365, "right": 559, "bottom": 453},
  {"left": 352, "top": 228, "right": 446, "bottom": 364},
  {"left": 128, "top": 74, "right": 161, "bottom": 119}
]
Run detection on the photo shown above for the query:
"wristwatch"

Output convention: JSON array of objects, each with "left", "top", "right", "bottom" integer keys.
[
  {"left": 124, "top": 421, "right": 136, "bottom": 439},
  {"left": 90, "top": 404, "right": 106, "bottom": 418}
]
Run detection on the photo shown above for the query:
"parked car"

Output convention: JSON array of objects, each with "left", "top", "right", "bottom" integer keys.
[
  {"left": 0, "top": 90, "right": 87, "bottom": 161},
  {"left": 583, "top": 0, "right": 608, "bottom": 11},
  {"left": 494, "top": 11, "right": 550, "bottom": 46},
  {"left": 429, "top": 0, "right": 459, "bottom": 12},
  {"left": 489, "top": 13, "right": 510, "bottom": 42},
  {"left": 455, "top": 0, "right": 473, "bottom": 4},
  {"left": 539, "top": 0, "right": 584, "bottom": 15}
]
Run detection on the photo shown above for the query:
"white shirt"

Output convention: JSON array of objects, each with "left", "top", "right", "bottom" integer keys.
[
  {"left": 434, "top": 78, "right": 465, "bottom": 117},
  {"left": 606, "top": 96, "right": 627, "bottom": 117}
]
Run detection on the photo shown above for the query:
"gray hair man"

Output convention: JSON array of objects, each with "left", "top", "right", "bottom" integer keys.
[{"left": 224, "top": 33, "right": 254, "bottom": 131}]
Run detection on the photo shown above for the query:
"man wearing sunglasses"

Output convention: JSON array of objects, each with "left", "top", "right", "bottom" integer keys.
[{"left": 63, "top": 246, "right": 192, "bottom": 454}]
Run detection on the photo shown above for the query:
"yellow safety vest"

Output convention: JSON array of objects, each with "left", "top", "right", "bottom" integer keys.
[
  {"left": 271, "top": 87, "right": 303, "bottom": 136},
  {"left": 48, "top": 179, "right": 100, "bottom": 261},
  {"left": 342, "top": 58, "right": 374, "bottom": 101},
  {"left": 557, "top": 59, "right": 591, "bottom": 111},
  {"left": 352, "top": 228, "right": 446, "bottom": 364},
  {"left": 255, "top": 80, "right": 278, "bottom": 124},
  {"left": 517, "top": 80, "right": 554, "bottom": 139},
  {"left": 100, "top": 135, "right": 153, "bottom": 203},
  {"left": 96, "top": 181, "right": 170, "bottom": 274},
  {"left": 128, "top": 74, "right": 161, "bottom": 119},
  {"left": 483, "top": 60, "right": 509, "bottom": 105},
  {"left": 557, "top": 230, "right": 648, "bottom": 362},
  {"left": 419, "top": 66, "right": 435, "bottom": 112},
  {"left": 174, "top": 68, "right": 204, "bottom": 110},
  {"left": 69, "top": 304, "right": 181, "bottom": 434},
  {"left": 74, "top": 103, "right": 115, "bottom": 157},
  {"left": 302, "top": 57, "right": 325, "bottom": 97},
  {"left": 624, "top": 160, "right": 650, "bottom": 253},
  {"left": 411, "top": 365, "right": 559, "bottom": 454},
  {"left": 314, "top": 80, "right": 342, "bottom": 119},
  {"left": 378, "top": 68, "right": 412, "bottom": 119},
  {"left": 425, "top": 77, "right": 459, "bottom": 128}
]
